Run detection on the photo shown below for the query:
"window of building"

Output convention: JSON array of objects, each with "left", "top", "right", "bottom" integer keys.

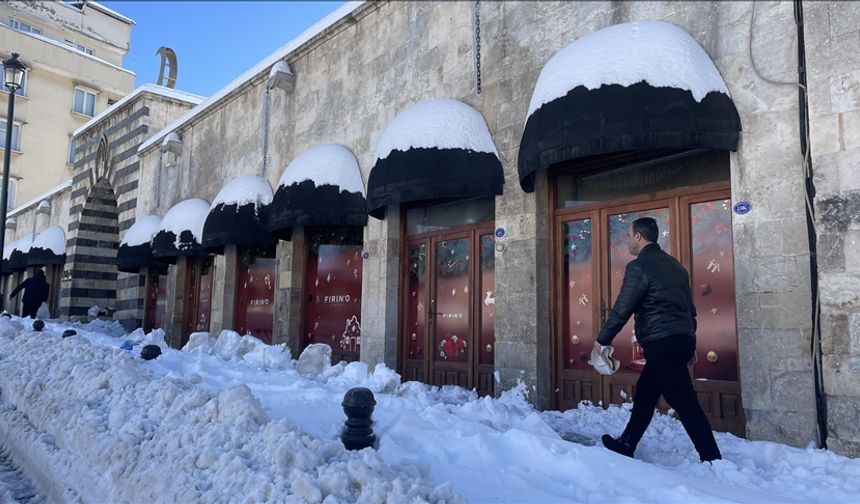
[
  {"left": 68, "top": 138, "right": 76, "bottom": 164},
  {"left": 64, "top": 40, "right": 94, "bottom": 55},
  {"left": 73, "top": 87, "right": 97, "bottom": 116},
  {"left": 0, "top": 119, "right": 21, "bottom": 151},
  {"left": 0, "top": 65, "right": 26, "bottom": 96},
  {"left": 9, "top": 19, "right": 42, "bottom": 35}
]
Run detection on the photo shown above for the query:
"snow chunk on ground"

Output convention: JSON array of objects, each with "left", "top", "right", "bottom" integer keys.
[
  {"left": 297, "top": 343, "right": 332, "bottom": 375},
  {"left": 278, "top": 144, "right": 365, "bottom": 195},
  {"left": 375, "top": 99, "right": 499, "bottom": 161},
  {"left": 31, "top": 226, "right": 66, "bottom": 255},
  {"left": 157, "top": 198, "right": 210, "bottom": 246},
  {"left": 120, "top": 215, "right": 162, "bottom": 247},
  {"left": 218, "top": 384, "right": 269, "bottom": 425},
  {"left": 210, "top": 175, "right": 274, "bottom": 209},
  {"left": 527, "top": 20, "right": 731, "bottom": 116}
]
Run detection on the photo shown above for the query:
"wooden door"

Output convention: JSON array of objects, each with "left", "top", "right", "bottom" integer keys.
[
  {"left": 553, "top": 189, "right": 745, "bottom": 436},
  {"left": 144, "top": 270, "right": 167, "bottom": 331},
  {"left": 181, "top": 256, "right": 213, "bottom": 345},
  {"left": 402, "top": 225, "right": 495, "bottom": 396},
  {"left": 302, "top": 227, "right": 364, "bottom": 363},
  {"left": 235, "top": 246, "right": 275, "bottom": 343}
]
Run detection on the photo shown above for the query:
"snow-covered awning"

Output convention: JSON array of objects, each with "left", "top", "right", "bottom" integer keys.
[
  {"left": 1, "top": 240, "right": 18, "bottom": 275},
  {"left": 118, "top": 216, "right": 165, "bottom": 273},
  {"left": 367, "top": 99, "right": 504, "bottom": 219},
  {"left": 269, "top": 144, "right": 367, "bottom": 240},
  {"left": 152, "top": 199, "right": 211, "bottom": 263},
  {"left": 27, "top": 226, "right": 67, "bottom": 267},
  {"left": 202, "top": 176, "right": 277, "bottom": 254},
  {"left": 8, "top": 236, "right": 33, "bottom": 272},
  {"left": 517, "top": 20, "right": 741, "bottom": 192}
]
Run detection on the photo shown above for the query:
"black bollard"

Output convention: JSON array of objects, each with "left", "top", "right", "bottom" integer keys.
[
  {"left": 62, "top": 329, "right": 77, "bottom": 338},
  {"left": 341, "top": 387, "right": 377, "bottom": 450},
  {"left": 140, "top": 344, "right": 162, "bottom": 360},
  {"left": 32, "top": 319, "right": 45, "bottom": 331},
  {"left": 0, "top": 311, "right": 10, "bottom": 319}
]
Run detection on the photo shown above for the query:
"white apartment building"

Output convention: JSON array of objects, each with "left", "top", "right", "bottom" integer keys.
[{"left": 0, "top": 0, "right": 134, "bottom": 208}]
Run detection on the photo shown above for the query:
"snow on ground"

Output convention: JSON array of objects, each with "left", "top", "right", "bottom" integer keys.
[{"left": 0, "top": 317, "right": 858, "bottom": 503}]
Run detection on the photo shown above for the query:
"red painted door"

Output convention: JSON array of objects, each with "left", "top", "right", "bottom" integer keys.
[
  {"left": 402, "top": 226, "right": 495, "bottom": 396},
  {"left": 235, "top": 246, "right": 276, "bottom": 343},
  {"left": 144, "top": 271, "right": 167, "bottom": 331},
  {"left": 181, "top": 256, "right": 214, "bottom": 346},
  {"left": 302, "top": 227, "right": 363, "bottom": 363}
]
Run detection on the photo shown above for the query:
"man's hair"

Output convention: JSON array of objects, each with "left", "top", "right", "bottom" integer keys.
[{"left": 632, "top": 217, "right": 658, "bottom": 243}]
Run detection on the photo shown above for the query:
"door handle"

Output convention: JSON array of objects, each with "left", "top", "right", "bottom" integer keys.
[{"left": 600, "top": 300, "right": 608, "bottom": 326}]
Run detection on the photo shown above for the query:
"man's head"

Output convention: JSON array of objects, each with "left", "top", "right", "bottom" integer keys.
[
  {"left": 33, "top": 269, "right": 45, "bottom": 279},
  {"left": 627, "top": 217, "right": 658, "bottom": 256}
]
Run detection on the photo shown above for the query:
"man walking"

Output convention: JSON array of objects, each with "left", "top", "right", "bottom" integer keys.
[
  {"left": 10, "top": 269, "right": 50, "bottom": 319},
  {"left": 597, "top": 217, "right": 721, "bottom": 463}
]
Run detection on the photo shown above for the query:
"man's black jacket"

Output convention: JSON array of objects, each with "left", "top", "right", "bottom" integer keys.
[{"left": 597, "top": 243, "right": 697, "bottom": 348}]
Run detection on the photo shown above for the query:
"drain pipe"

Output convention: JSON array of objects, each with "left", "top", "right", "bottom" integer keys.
[{"left": 794, "top": 0, "right": 827, "bottom": 449}]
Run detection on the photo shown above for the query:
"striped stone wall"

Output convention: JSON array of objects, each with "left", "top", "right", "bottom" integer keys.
[{"left": 65, "top": 92, "right": 201, "bottom": 329}]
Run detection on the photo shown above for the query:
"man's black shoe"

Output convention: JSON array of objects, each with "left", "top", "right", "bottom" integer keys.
[{"left": 601, "top": 434, "right": 635, "bottom": 458}]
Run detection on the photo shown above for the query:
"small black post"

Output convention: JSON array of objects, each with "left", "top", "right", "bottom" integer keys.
[
  {"left": 61, "top": 329, "right": 76, "bottom": 338},
  {"left": 32, "top": 319, "right": 44, "bottom": 331},
  {"left": 341, "top": 387, "right": 376, "bottom": 450}
]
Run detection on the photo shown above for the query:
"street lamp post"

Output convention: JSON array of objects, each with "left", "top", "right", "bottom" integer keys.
[{"left": 0, "top": 53, "right": 27, "bottom": 309}]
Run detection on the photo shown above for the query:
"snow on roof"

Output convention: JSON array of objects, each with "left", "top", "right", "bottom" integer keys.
[
  {"left": 8, "top": 180, "right": 72, "bottom": 218},
  {"left": 83, "top": 1, "right": 136, "bottom": 25},
  {"left": 10, "top": 235, "right": 32, "bottom": 254},
  {"left": 2, "top": 240, "right": 17, "bottom": 260},
  {"left": 375, "top": 99, "right": 499, "bottom": 162},
  {"left": 138, "top": 1, "right": 365, "bottom": 154},
  {"left": 211, "top": 176, "right": 274, "bottom": 209},
  {"left": 121, "top": 215, "right": 162, "bottom": 247},
  {"left": 158, "top": 199, "right": 211, "bottom": 244},
  {"left": 32, "top": 226, "right": 66, "bottom": 255},
  {"left": 74, "top": 84, "right": 205, "bottom": 138},
  {"left": 527, "top": 20, "right": 731, "bottom": 117},
  {"left": 278, "top": 144, "right": 365, "bottom": 195}
]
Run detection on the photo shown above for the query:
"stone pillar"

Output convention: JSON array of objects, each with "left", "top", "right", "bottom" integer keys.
[
  {"left": 494, "top": 173, "right": 551, "bottom": 409},
  {"left": 360, "top": 205, "right": 401, "bottom": 370},
  {"left": 273, "top": 227, "right": 305, "bottom": 356},
  {"left": 165, "top": 257, "right": 187, "bottom": 348},
  {"left": 212, "top": 245, "right": 238, "bottom": 335}
]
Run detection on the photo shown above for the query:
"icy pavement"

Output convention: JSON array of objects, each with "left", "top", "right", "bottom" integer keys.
[
  {"left": 0, "top": 316, "right": 858, "bottom": 503},
  {"left": 0, "top": 446, "right": 44, "bottom": 504}
]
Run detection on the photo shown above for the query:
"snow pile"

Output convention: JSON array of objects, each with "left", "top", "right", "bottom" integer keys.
[
  {"left": 278, "top": 144, "right": 365, "bottom": 194},
  {"left": 10, "top": 236, "right": 32, "bottom": 255},
  {"left": 157, "top": 198, "right": 210, "bottom": 248},
  {"left": 0, "top": 321, "right": 463, "bottom": 503},
  {"left": 375, "top": 99, "right": 499, "bottom": 161},
  {"left": 1, "top": 317, "right": 860, "bottom": 503},
  {"left": 182, "top": 330, "right": 291, "bottom": 371},
  {"left": 120, "top": 215, "right": 162, "bottom": 247},
  {"left": 2, "top": 240, "right": 17, "bottom": 260},
  {"left": 31, "top": 226, "right": 66, "bottom": 255},
  {"left": 210, "top": 175, "right": 274, "bottom": 209},
  {"left": 528, "top": 20, "right": 730, "bottom": 116}
]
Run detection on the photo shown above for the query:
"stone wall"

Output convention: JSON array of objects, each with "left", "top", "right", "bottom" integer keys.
[
  {"left": 805, "top": 1, "right": 860, "bottom": 457},
  {"left": 125, "top": 1, "right": 858, "bottom": 451}
]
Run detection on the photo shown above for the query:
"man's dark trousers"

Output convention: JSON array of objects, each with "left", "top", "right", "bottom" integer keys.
[{"left": 623, "top": 337, "right": 722, "bottom": 462}]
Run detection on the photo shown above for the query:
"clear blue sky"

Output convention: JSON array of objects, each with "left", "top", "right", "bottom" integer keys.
[{"left": 101, "top": 1, "right": 347, "bottom": 97}]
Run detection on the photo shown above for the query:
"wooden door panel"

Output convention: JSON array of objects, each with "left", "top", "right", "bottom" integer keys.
[{"left": 560, "top": 370, "right": 599, "bottom": 411}]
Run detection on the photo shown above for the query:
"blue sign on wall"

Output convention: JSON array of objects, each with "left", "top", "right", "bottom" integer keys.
[{"left": 733, "top": 201, "right": 752, "bottom": 215}]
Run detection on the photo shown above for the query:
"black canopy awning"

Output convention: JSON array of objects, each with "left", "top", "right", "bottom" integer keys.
[
  {"left": 27, "top": 226, "right": 66, "bottom": 267},
  {"left": 8, "top": 248, "right": 30, "bottom": 272},
  {"left": 117, "top": 242, "right": 166, "bottom": 273},
  {"left": 201, "top": 176, "right": 277, "bottom": 254},
  {"left": 151, "top": 199, "right": 210, "bottom": 263},
  {"left": 269, "top": 144, "right": 368, "bottom": 239},
  {"left": 517, "top": 21, "right": 741, "bottom": 193},
  {"left": 366, "top": 99, "right": 504, "bottom": 220}
]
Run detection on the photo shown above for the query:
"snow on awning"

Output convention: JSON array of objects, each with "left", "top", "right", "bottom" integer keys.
[
  {"left": 367, "top": 99, "right": 504, "bottom": 219},
  {"left": 518, "top": 20, "right": 741, "bottom": 193},
  {"left": 1, "top": 240, "right": 18, "bottom": 275},
  {"left": 269, "top": 144, "right": 367, "bottom": 240},
  {"left": 8, "top": 236, "right": 33, "bottom": 272},
  {"left": 27, "top": 226, "right": 67, "bottom": 267},
  {"left": 202, "top": 176, "right": 276, "bottom": 254},
  {"left": 152, "top": 199, "right": 211, "bottom": 263},
  {"left": 118, "top": 216, "right": 165, "bottom": 273}
]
